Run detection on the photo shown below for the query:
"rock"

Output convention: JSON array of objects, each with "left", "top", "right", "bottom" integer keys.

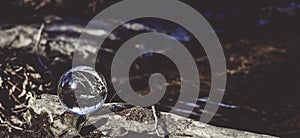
[
  {"left": 1, "top": 23, "right": 299, "bottom": 137},
  {"left": 27, "top": 94, "right": 67, "bottom": 123},
  {"left": 24, "top": 94, "right": 72, "bottom": 136},
  {"left": 27, "top": 94, "right": 277, "bottom": 138}
]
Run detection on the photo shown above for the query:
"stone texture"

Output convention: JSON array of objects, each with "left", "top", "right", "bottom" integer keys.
[{"left": 26, "top": 94, "right": 277, "bottom": 138}]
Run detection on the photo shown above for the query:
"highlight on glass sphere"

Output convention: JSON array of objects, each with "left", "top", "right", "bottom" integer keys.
[{"left": 57, "top": 66, "right": 108, "bottom": 115}]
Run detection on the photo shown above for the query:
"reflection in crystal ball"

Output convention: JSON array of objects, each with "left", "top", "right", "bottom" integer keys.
[{"left": 57, "top": 66, "right": 108, "bottom": 115}]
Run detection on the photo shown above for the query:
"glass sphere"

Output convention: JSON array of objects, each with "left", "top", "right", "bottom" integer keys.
[{"left": 57, "top": 66, "right": 108, "bottom": 115}]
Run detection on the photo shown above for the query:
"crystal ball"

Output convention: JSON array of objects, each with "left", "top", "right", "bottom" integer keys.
[{"left": 57, "top": 66, "right": 108, "bottom": 115}]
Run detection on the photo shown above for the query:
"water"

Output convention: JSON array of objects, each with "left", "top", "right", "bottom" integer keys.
[{"left": 57, "top": 66, "right": 108, "bottom": 115}]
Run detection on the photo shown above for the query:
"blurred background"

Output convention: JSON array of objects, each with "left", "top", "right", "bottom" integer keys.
[{"left": 0, "top": 0, "right": 300, "bottom": 137}]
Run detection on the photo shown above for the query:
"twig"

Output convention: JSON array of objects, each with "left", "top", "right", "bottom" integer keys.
[
  {"left": 35, "top": 23, "right": 45, "bottom": 49},
  {"left": 152, "top": 105, "right": 164, "bottom": 137},
  {"left": 7, "top": 81, "right": 22, "bottom": 105},
  {"left": 109, "top": 90, "right": 120, "bottom": 103},
  {"left": 43, "top": 127, "right": 54, "bottom": 137},
  {"left": 0, "top": 117, "right": 23, "bottom": 131},
  {"left": 35, "top": 23, "right": 48, "bottom": 69}
]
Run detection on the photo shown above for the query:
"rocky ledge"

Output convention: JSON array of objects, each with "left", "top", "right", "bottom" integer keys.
[
  {"left": 22, "top": 94, "right": 276, "bottom": 138},
  {"left": 1, "top": 24, "right": 298, "bottom": 137}
]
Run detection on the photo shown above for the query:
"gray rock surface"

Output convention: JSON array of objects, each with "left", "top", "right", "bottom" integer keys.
[
  {"left": 0, "top": 22, "right": 146, "bottom": 59},
  {"left": 0, "top": 23, "right": 293, "bottom": 76},
  {"left": 27, "top": 94, "right": 277, "bottom": 138}
]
